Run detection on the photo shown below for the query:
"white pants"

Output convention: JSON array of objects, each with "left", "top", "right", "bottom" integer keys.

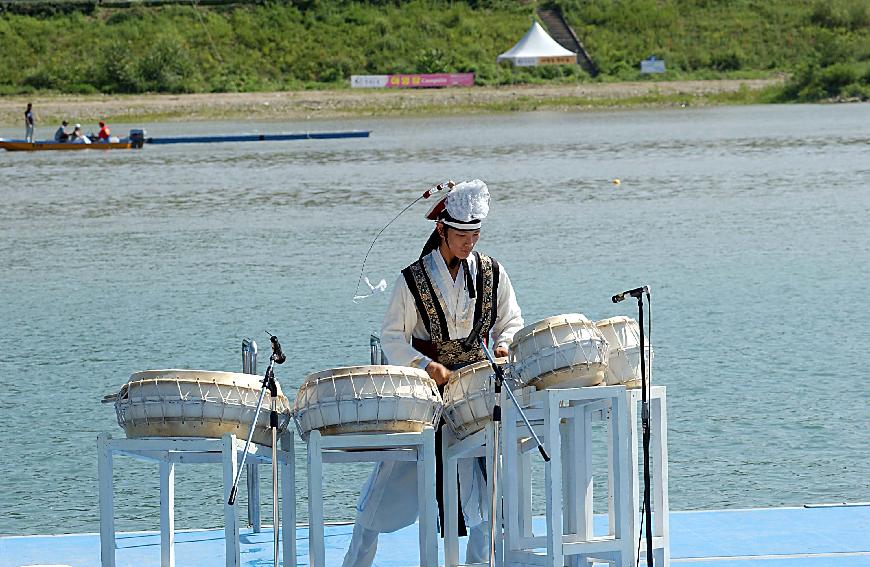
[
  {"left": 25, "top": 124, "right": 34, "bottom": 143},
  {"left": 341, "top": 519, "right": 491, "bottom": 567},
  {"left": 343, "top": 452, "right": 489, "bottom": 565}
]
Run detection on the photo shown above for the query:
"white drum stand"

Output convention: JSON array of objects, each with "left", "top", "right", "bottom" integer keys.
[
  {"left": 97, "top": 431, "right": 295, "bottom": 567},
  {"left": 625, "top": 386, "right": 670, "bottom": 567},
  {"left": 441, "top": 384, "right": 538, "bottom": 567},
  {"left": 305, "top": 428, "right": 438, "bottom": 567},
  {"left": 442, "top": 423, "right": 499, "bottom": 567},
  {"left": 502, "top": 385, "right": 634, "bottom": 567}
]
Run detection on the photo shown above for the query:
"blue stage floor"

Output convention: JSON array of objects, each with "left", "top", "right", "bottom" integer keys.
[{"left": 2, "top": 505, "right": 868, "bottom": 567}]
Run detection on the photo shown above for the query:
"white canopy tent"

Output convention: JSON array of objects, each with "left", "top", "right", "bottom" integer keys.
[{"left": 497, "top": 21, "right": 577, "bottom": 67}]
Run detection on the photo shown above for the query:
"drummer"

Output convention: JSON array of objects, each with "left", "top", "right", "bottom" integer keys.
[{"left": 343, "top": 179, "right": 524, "bottom": 567}]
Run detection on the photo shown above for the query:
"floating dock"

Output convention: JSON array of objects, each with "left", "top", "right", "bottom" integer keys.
[
  {"left": 145, "top": 130, "right": 370, "bottom": 145},
  {"left": 2, "top": 504, "right": 868, "bottom": 567}
]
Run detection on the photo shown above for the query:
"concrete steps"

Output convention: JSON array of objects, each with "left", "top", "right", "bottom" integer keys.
[{"left": 537, "top": 7, "right": 599, "bottom": 76}]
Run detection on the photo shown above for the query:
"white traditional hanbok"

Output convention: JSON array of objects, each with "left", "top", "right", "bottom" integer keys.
[{"left": 343, "top": 243, "right": 523, "bottom": 566}]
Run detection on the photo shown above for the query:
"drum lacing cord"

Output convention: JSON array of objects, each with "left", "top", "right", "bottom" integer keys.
[
  {"left": 523, "top": 320, "right": 579, "bottom": 384},
  {"left": 429, "top": 372, "right": 444, "bottom": 427},
  {"left": 217, "top": 380, "right": 236, "bottom": 427},
  {"left": 384, "top": 371, "right": 394, "bottom": 425},
  {"left": 298, "top": 369, "right": 441, "bottom": 432},
  {"left": 314, "top": 375, "right": 335, "bottom": 430},
  {"left": 517, "top": 324, "right": 545, "bottom": 382},
  {"left": 114, "top": 387, "right": 126, "bottom": 428},
  {"left": 519, "top": 318, "right": 606, "bottom": 385},
  {"left": 353, "top": 371, "right": 372, "bottom": 426},
  {"left": 154, "top": 378, "right": 164, "bottom": 426},
  {"left": 570, "top": 319, "right": 608, "bottom": 369},
  {"left": 127, "top": 381, "right": 139, "bottom": 427},
  {"left": 413, "top": 371, "right": 436, "bottom": 426},
  {"left": 400, "top": 369, "right": 439, "bottom": 427}
]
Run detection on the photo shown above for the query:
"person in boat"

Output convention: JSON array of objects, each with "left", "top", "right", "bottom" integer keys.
[
  {"left": 97, "top": 120, "right": 111, "bottom": 142},
  {"left": 342, "top": 179, "right": 524, "bottom": 567},
  {"left": 70, "top": 124, "right": 91, "bottom": 144},
  {"left": 24, "top": 103, "right": 34, "bottom": 143},
  {"left": 54, "top": 120, "right": 70, "bottom": 143}
]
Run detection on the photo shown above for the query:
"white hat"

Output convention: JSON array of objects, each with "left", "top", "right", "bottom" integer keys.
[
  {"left": 425, "top": 179, "right": 490, "bottom": 230},
  {"left": 74, "top": 123, "right": 81, "bottom": 129}
]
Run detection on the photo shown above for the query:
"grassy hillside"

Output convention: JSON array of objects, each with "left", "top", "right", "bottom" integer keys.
[
  {"left": 562, "top": 0, "right": 870, "bottom": 100},
  {"left": 1, "top": 0, "right": 869, "bottom": 100}
]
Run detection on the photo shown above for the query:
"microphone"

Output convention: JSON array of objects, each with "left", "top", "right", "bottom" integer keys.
[
  {"left": 422, "top": 180, "right": 454, "bottom": 199},
  {"left": 269, "top": 335, "right": 286, "bottom": 364},
  {"left": 612, "top": 285, "right": 650, "bottom": 303}
]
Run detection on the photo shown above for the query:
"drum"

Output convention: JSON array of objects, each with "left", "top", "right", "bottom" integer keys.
[
  {"left": 595, "top": 316, "right": 652, "bottom": 388},
  {"left": 510, "top": 313, "right": 609, "bottom": 389},
  {"left": 293, "top": 365, "right": 442, "bottom": 436},
  {"left": 112, "top": 369, "right": 292, "bottom": 446},
  {"left": 442, "top": 358, "right": 518, "bottom": 440}
]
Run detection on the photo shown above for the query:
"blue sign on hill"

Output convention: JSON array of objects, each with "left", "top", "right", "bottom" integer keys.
[{"left": 641, "top": 55, "right": 666, "bottom": 74}]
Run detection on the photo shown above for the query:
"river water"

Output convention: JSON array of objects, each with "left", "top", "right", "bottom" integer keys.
[{"left": 1, "top": 104, "right": 868, "bottom": 535}]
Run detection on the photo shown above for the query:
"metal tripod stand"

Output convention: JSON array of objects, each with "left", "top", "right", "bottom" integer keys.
[
  {"left": 478, "top": 338, "right": 550, "bottom": 567},
  {"left": 228, "top": 334, "right": 286, "bottom": 566}
]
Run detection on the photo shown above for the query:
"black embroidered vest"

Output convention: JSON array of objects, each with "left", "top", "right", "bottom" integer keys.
[{"left": 402, "top": 252, "right": 500, "bottom": 368}]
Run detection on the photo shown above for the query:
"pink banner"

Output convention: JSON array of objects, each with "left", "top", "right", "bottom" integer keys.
[{"left": 385, "top": 73, "right": 474, "bottom": 88}]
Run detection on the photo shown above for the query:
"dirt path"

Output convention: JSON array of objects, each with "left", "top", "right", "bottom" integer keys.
[{"left": 0, "top": 79, "right": 781, "bottom": 126}]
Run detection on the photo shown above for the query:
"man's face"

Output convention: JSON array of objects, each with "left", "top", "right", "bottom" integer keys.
[{"left": 440, "top": 225, "right": 480, "bottom": 260}]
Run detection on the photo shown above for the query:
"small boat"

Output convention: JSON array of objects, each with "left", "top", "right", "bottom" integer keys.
[
  {"left": 1, "top": 128, "right": 147, "bottom": 151},
  {"left": 1, "top": 128, "right": 371, "bottom": 151},
  {"left": 0, "top": 139, "right": 135, "bottom": 151}
]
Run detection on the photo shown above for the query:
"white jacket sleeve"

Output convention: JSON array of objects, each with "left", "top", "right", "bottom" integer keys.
[
  {"left": 491, "top": 267, "right": 524, "bottom": 350},
  {"left": 380, "top": 275, "right": 431, "bottom": 369}
]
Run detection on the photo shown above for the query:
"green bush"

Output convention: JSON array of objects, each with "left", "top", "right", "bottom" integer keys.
[
  {"left": 415, "top": 48, "right": 451, "bottom": 74},
  {"left": 136, "top": 36, "right": 200, "bottom": 93},
  {"left": 710, "top": 50, "right": 743, "bottom": 72},
  {"left": 782, "top": 61, "right": 870, "bottom": 101},
  {"left": 0, "top": 0, "right": 868, "bottom": 95},
  {"left": 810, "top": 0, "right": 870, "bottom": 31}
]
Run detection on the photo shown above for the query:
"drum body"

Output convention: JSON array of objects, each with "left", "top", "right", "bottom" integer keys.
[
  {"left": 443, "top": 358, "right": 516, "bottom": 440},
  {"left": 293, "top": 365, "right": 442, "bottom": 436},
  {"left": 595, "top": 316, "right": 652, "bottom": 388},
  {"left": 114, "top": 369, "right": 291, "bottom": 446},
  {"left": 510, "top": 313, "right": 609, "bottom": 389}
]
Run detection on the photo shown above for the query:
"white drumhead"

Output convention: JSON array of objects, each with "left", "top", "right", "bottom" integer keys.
[
  {"left": 293, "top": 365, "right": 442, "bottom": 436},
  {"left": 443, "top": 358, "right": 508, "bottom": 405},
  {"left": 511, "top": 313, "right": 593, "bottom": 345},
  {"left": 127, "top": 369, "right": 289, "bottom": 397},
  {"left": 595, "top": 317, "right": 650, "bottom": 388},
  {"left": 443, "top": 357, "right": 510, "bottom": 439},
  {"left": 510, "top": 313, "right": 608, "bottom": 389},
  {"left": 114, "top": 369, "right": 291, "bottom": 446}
]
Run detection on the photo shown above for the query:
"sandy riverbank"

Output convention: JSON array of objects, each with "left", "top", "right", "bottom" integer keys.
[{"left": 0, "top": 79, "right": 782, "bottom": 127}]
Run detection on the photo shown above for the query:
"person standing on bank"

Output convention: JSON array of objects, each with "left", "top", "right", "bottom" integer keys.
[
  {"left": 342, "top": 179, "right": 524, "bottom": 567},
  {"left": 24, "top": 103, "right": 34, "bottom": 143}
]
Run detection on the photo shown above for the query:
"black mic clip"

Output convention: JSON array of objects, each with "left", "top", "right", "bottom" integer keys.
[
  {"left": 266, "top": 331, "right": 286, "bottom": 364},
  {"left": 612, "top": 285, "right": 650, "bottom": 303}
]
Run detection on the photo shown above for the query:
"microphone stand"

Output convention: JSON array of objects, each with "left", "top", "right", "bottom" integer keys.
[
  {"left": 613, "top": 287, "right": 654, "bottom": 567},
  {"left": 610, "top": 286, "right": 653, "bottom": 567},
  {"left": 637, "top": 289, "right": 653, "bottom": 567},
  {"left": 478, "top": 338, "right": 550, "bottom": 567},
  {"left": 228, "top": 335, "right": 285, "bottom": 567}
]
